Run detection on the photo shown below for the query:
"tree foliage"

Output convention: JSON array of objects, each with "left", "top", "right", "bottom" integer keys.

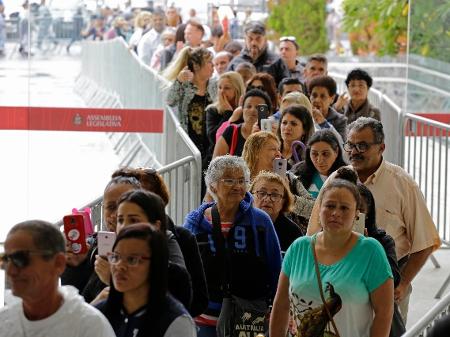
[
  {"left": 409, "top": 0, "right": 450, "bottom": 63},
  {"left": 267, "top": 0, "right": 328, "bottom": 55},
  {"left": 342, "top": 0, "right": 408, "bottom": 56},
  {"left": 342, "top": 0, "right": 450, "bottom": 62}
]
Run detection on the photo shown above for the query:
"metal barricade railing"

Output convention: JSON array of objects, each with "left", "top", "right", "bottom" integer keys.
[
  {"left": 330, "top": 72, "right": 404, "bottom": 166},
  {"left": 75, "top": 38, "right": 202, "bottom": 223},
  {"left": 402, "top": 291, "right": 450, "bottom": 337},
  {"left": 403, "top": 114, "right": 450, "bottom": 245}
]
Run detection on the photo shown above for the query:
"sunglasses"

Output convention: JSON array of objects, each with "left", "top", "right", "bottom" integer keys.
[
  {"left": 280, "top": 36, "right": 296, "bottom": 42},
  {"left": 0, "top": 250, "right": 54, "bottom": 269},
  {"left": 247, "top": 85, "right": 265, "bottom": 91}
]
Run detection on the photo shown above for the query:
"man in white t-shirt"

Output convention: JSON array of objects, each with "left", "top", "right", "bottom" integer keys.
[
  {"left": 137, "top": 9, "right": 166, "bottom": 65},
  {"left": 0, "top": 220, "right": 115, "bottom": 337}
]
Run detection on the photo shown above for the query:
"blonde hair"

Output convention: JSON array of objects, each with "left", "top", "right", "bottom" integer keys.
[
  {"left": 242, "top": 131, "right": 280, "bottom": 179},
  {"left": 280, "top": 92, "right": 312, "bottom": 114},
  {"left": 134, "top": 11, "right": 152, "bottom": 29},
  {"left": 213, "top": 72, "right": 245, "bottom": 114},
  {"left": 250, "top": 171, "right": 294, "bottom": 213},
  {"left": 163, "top": 46, "right": 212, "bottom": 82}
]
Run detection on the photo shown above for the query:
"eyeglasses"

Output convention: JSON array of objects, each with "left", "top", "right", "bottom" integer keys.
[
  {"left": 254, "top": 190, "right": 283, "bottom": 202},
  {"left": 343, "top": 141, "right": 380, "bottom": 153},
  {"left": 107, "top": 252, "right": 151, "bottom": 266},
  {"left": 220, "top": 178, "right": 249, "bottom": 187},
  {"left": 0, "top": 250, "right": 54, "bottom": 269},
  {"left": 247, "top": 85, "right": 265, "bottom": 91}
]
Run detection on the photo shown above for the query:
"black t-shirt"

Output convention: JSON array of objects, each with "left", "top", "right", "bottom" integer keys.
[
  {"left": 274, "top": 213, "right": 304, "bottom": 253},
  {"left": 222, "top": 124, "right": 246, "bottom": 157},
  {"left": 187, "top": 94, "right": 211, "bottom": 159}
]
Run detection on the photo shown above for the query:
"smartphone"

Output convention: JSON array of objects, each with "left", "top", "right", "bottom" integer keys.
[
  {"left": 261, "top": 119, "right": 273, "bottom": 132},
  {"left": 63, "top": 214, "right": 88, "bottom": 255},
  {"left": 257, "top": 104, "right": 269, "bottom": 128},
  {"left": 273, "top": 158, "right": 287, "bottom": 176},
  {"left": 353, "top": 212, "right": 366, "bottom": 234},
  {"left": 97, "top": 231, "right": 116, "bottom": 257}
]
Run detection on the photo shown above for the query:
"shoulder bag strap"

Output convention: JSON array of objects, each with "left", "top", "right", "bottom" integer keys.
[
  {"left": 311, "top": 238, "right": 341, "bottom": 337},
  {"left": 229, "top": 124, "right": 239, "bottom": 156},
  {"left": 211, "top": 204, "right": 232, "bottom": 294}
]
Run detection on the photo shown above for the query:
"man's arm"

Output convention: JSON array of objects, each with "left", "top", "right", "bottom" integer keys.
[{"left": 394, "top": 246, "right": 433, "bottom": 302}]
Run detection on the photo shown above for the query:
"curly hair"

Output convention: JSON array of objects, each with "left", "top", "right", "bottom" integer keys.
[{"left": 247, "top": 73, "right": 278, "bottom": 112}]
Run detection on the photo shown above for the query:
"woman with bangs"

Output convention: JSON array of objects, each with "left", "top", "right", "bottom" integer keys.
[
  {"left": 96, "top": 224, "right": 196, "bottom": 337},
  {"left": 247, "top": 72, "right": 279, "bottom": 113},
  {"left": 250, "top": 171, "right": 303, "bottom": 254},
  {"left": 212, "top": 89, "right": 272, "bottom": 158},
  {"left": 205, "top": 71, "right": 245, "bottom": 159}
]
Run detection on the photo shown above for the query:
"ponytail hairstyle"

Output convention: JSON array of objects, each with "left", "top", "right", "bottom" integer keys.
[{"left": 163, "top": 46, "right": 212, "bottom": 82}]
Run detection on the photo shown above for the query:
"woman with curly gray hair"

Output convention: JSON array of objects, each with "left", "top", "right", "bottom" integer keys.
[{"left": 183, "top": 155, "right": 281, "bottom": 337}]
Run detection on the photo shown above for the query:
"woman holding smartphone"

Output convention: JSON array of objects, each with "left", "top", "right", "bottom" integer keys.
[
  {"left": 96, "top": 224, "right": 196, "bottom": 337},
  {"left": 242, "top": 131, "right": 315, "bottom": 233},
  {"left": 213, "top": 88, "right": 272, "bottom": 157}
]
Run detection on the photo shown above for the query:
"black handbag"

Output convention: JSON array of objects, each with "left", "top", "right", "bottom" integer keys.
[{"left": 211, "top": 205, "right": 270, "bottom": 337}]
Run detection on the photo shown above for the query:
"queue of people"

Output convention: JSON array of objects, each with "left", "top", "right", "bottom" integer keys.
[{"left": 0, "top": 5, "right": 442, "bottom": 337}]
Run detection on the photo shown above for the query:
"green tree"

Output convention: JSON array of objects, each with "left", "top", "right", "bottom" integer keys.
[
  {"left": 409, "top": 0, "right": 450, "bottom": 63},
  {"left": 267, "top": 0, "right": 328, "bottom": 55},
  {"left": 342, "top": 0, "right": 408, "bottom": 56}
]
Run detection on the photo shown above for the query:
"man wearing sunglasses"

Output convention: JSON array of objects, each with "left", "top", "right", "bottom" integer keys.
[
  {"left": 0, "top": 220, "right": 115, "bottom": 337},
  {"left": 227, "top": 21, "right": 289, "bottom": 86},
  {"left": 308, "top": 117, "right": 440, "bottom": 324}
]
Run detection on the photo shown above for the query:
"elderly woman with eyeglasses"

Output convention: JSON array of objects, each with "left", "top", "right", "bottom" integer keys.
[
  {"left": 183, "top": 155, "right": 281, "bottom": 337},
  {"left": 250, "top": 171, "right": 303, "bottom": 254}
]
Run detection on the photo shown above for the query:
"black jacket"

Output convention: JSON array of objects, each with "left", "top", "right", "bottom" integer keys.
[
  {"left": 228, "top": 47, "right": 290, "bottom": 86},
  {"left": 273, "top": 213, "right": 304, "bottom": 254},
  {"left": 167, "top": 216, "right": 209, "bottom": 317}
]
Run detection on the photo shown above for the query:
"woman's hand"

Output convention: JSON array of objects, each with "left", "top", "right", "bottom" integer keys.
[
  {"left": 94, "top": 255, "right": 111, "bottom": 285},
  {"left": 333, "top": 92, "right": 349, "bottom": 112},
  {"left": 177, "top": 66, "right": 194, "bottom": 83},
  {"left": 222, "top": 92, "right": 234, "bottom": 112},
  {"left": 90, "top": 287, "right": 110, "bottom": 306},
  {"left": 229, "top": 106, "right": 243, "bottom": 123},
  {"left": 65, "top": 240, "right": 90, "bottom": 267},
  {"left": 312, "top": 107, "right": 326, "bottom": 124},
  {"left": 252, "top": 121, "right": 261, "bottom": 134}
]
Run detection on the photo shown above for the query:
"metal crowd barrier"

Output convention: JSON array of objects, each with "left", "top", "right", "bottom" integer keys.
[
  {"left": 402, "top": 290, "right": 450, "bottom": 337},
  {"left": 331, "top": 72, "right": 404, "bottom": 166},
  {"left": 403, "top": 114, "right": 450, "bottom": 246},
  {"left": 75, "top": 38, "right": 202, "bottom": 223}
]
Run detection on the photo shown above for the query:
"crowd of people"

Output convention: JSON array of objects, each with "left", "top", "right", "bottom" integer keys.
[{"left": 0, "top": 3, "right": 444, "bottom": 337}]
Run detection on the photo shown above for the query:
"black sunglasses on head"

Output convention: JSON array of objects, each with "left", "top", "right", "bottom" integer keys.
[{"left": 0, "top": 250, "right": 54, "bottom": 269}]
